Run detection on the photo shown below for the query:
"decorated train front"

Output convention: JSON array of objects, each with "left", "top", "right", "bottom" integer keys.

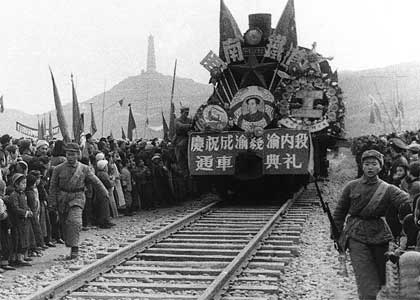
[{"left": 188, "top": 1, "right": 345, "bottom": 183}]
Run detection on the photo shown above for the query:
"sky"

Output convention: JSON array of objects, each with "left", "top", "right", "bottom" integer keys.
[{"left": 1, "top": 0, "right": 420, "bottom": 114}]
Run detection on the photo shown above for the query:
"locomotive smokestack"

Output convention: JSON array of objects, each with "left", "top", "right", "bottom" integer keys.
[{"left": 248, "top": 14, "right": 272, "bottom": 41}]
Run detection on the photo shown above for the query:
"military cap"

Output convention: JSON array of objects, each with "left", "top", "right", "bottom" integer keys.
[
  {"left": 11, "top": 173, "right": 25, "bottom": 186},
  {"left": 64, "top": 142, "right": 80, "bottom": 152},
  {"left": 361, "top": 149, "right": 384, "bottom": 166},
  {"left": 389, "top": 138, "right": 408, "bottom": 150}
]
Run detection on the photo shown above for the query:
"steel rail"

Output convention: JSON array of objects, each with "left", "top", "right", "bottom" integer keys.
[
  {"left": 26, "top": 201, "right": 219, "bottom": 300},
  {"left": 198, "top": 187, "right": 304, "bottom": 300}
]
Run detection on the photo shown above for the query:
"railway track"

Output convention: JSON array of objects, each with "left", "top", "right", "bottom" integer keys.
[{"left": 28, "top": 184, "right": 319, "bottom": 300}]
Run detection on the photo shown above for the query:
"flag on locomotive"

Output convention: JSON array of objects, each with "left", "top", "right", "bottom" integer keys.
[{"left": 188, "top": 0, "right": 345, "bottom": 179}]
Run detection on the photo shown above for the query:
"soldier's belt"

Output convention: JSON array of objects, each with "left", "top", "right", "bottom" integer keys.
[{"left": 60, "top": 188, "right": 85, "bottom": 193}]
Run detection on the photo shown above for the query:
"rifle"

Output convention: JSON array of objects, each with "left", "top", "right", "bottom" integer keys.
[{"left": 313, "top": 177, "right": 348, "bottom": 277}]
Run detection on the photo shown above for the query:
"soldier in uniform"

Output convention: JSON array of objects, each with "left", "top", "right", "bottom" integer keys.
[
  {"left": 174, "top": 104, "right": 193, "bottom": 174},
  {"left": 333, "top": 150, "right": 409, "bottom": 300},
  {"left": 49, "top": 143, "right": 108, "bottom": 259}
]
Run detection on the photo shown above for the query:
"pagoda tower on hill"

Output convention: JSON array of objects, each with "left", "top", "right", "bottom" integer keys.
[{"left": 146, "top": 35, "right": 157, "bottom": 73}]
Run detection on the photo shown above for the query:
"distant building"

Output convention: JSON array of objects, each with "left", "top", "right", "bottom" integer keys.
[{"left": 146, "top": 35, "right": 156, "bottom": 73}]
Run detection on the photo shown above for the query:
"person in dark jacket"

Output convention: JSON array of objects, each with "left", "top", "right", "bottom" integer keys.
[
  {"left": 95, "top": 159, "right": 115, "bottom": 229},
  {"left": 0, "top": 179, "right": 15, "bottom": 271},
  {"left": 26, "top": 172, "right": 46, "bottom": 255},
  {"left": 7, "top": 173, "right": 33, "bottom": 267},
  {"left": 49, "top": 143, "right": 109, "bottom": 259},
  {"left": 333, "top": 150, "right": 409, "bottom": 300}
]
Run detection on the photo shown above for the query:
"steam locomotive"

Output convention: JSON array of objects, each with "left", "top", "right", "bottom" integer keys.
[{"left": 188, "top": 0, "right": 345, "bottom": 201}]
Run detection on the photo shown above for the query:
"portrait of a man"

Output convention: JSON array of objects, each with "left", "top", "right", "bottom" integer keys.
[{"left": 237, "top": 97, "right": 271, "bottom": 129}]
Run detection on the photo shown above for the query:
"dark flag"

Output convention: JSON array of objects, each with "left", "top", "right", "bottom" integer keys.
[
  {"left": 274, "top": 0, "right": 297, "bottom": 49},
  {"left": 90, "top": 103, "right": 97, "bottom": 136},
  {"left": 80, "top": 113, "right": 85, "bottom": 133},
  {"left": 71, "top": 74, "right": 82, "bottom": 143},
  {"left": 169, "top": 102, "right": 176, "bottom": 141},
  {"left": 0, "top": 95, "right": 4, "bottom": 113},
  {"left": 162, "top": 111, "right": 169, "bottom": 141},
  {"left": 127, "top": 104, "right": 136, "bottom": 141},
  {"left": 219, "top": 0, "right": 243, "bottom": 60},
  {"left": 49, "top": 67, "right": 71, "bottom": 142},
  {"left": 168, "top": 59, "right": 177, "bottom": 141},
  {"left": 118, "top": 98, "right": 124, "bottom": 107},
  {"left": 121, "top": 127, "right": 126, "bottom": 140}
]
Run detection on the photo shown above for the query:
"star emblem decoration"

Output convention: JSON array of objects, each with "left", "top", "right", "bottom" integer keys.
[{"left": 229, "top": 54, "right": 277, "bottom": 88}]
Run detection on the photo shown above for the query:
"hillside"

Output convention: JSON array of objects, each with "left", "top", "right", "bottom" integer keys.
[
  {"left": 0, "top": 109, "right": 38, "bottom": 137},
  {"left": 2, "top": 62, "right": 420, "bottom": 139},
  {"left": 0, "top": 70, "right": 213, "bottom": 139},
  {"left": 74, "top": 70, "right": 212, "bottom": 139},
  {"left": 341, "top": 62, "right": 420, "bottom": 137}
]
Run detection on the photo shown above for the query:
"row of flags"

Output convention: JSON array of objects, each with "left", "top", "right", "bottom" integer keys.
[
  {"left": 49, "top": 60, "right": 177, "bottom": 142},
  {"left": 369, "top": 94, "right": 405, "bottom": 132},
  {"left": 37, "top": 113, "right": 53, "bottom": 140}
]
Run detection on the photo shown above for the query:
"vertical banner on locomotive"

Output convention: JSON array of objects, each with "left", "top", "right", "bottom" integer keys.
[{"left": 188, "top": 129, "right": 310, "bottom": 175}]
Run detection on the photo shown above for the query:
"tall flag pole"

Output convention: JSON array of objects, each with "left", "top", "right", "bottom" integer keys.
[
  {"left": 168, "top": 59, "right": 177, "bottom": 141},
  {"left": 71, "top": 73, "right": 82, "bottom": 143},
  {"left": 162, "top": 110, "right": 169, "bottom": 141},
  {"left": 89, "top": 102, "right": 97, "bottom": 136},
  {"left": 121, "top": 127, "right": 126, "bottom": 140},
  {"left": 127, "top": 104, "right": 137, "bottom": 141},
  {"left": 49, "top": 67, "right": 71, "bottom": 142}
]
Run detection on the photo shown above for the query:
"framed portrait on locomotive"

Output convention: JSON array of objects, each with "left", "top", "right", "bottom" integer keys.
[{"left": 188, "top": 0, "right": 345, "bottom": 199}]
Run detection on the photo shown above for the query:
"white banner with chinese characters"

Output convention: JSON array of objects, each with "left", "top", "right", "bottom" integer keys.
[{"left": 188, "top": 129, "right": 311, "bottom": 175}]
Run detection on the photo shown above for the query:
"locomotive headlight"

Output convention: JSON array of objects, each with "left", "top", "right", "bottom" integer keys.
[
  {"left": 254, "top": 126, "right": 264, "bottom": 137},
  {"left": 244, "top": 28, "right": 263, "bottom": 45}
]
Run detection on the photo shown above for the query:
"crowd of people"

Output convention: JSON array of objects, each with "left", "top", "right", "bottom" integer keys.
[
  {"left": 0, "top": 112, "right": 196, "bottom": 271},
  {"left": 334, "top": 131, "right": 420, "bottom": 299}
]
